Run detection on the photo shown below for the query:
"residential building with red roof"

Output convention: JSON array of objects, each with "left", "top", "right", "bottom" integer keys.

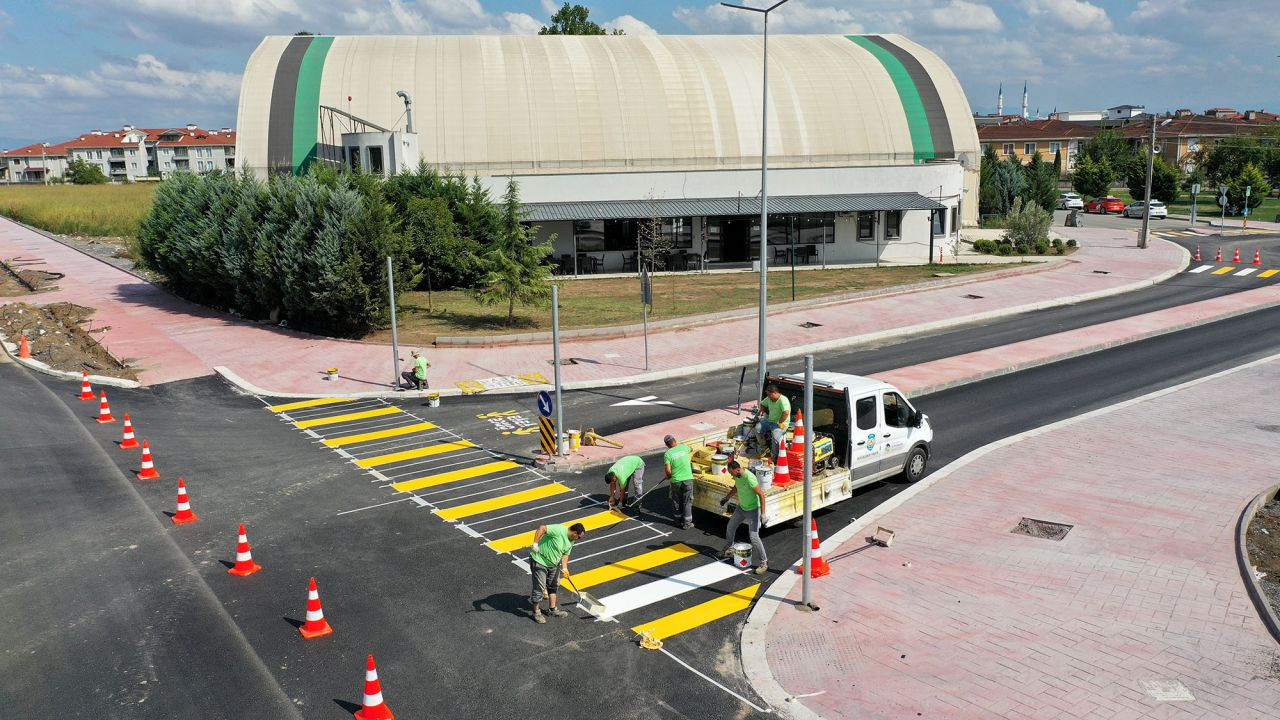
[
  {"left": 1117, "top": 113, "right": 1279, "bottom": 171},
  {"left": 2, "top": 123, "right": 235, "bottom": 183},
  {"left": 2, "top": 142, "right": 70, "bottom": 183},
  {"left": 976, "top": 119, "right": 1099, "bottom": 177}
]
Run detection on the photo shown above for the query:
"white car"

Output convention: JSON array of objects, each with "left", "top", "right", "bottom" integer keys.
[
  {"left": 1123, "top": 200, "right": 1167, "bottom": 219},
  {"left": 1057, "top": 192, "right": 1084, "bottom": 210}
]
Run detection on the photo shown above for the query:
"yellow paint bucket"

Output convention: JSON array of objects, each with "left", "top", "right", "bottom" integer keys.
[{"left": 569, "top": 430, "right": 581, "bottom": 451}]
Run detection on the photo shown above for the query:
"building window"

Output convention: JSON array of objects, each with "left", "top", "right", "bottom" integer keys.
[
  {"left": 931, "top": 209, "right": 945, "bottom": 235},
  {"left": 885, "top": 211, "right": 901, "bottom": 239},
  {"left": 368, "top": 146, "right": 384, "bottom": 175},
  {"left": 857, "top": 213, "right": 874, "bottom": 241},
  {"left": 130, "top": 162, "right": 137, "bottom": 169},
  {"left": 347, "top": 148, "right": 360, "bottom": 171},
  {"left": 1049, "top": 142, "right": 1061, "bottom": 154},
  {"left": 950, "top": 207, "right": 958, "bottom": 234},
  {"left": 1002, "top": 143, "right": 1014, "bottom": 156},
  {"left": 1024, "top": 142, "right": 1036, "bottom": 155}
]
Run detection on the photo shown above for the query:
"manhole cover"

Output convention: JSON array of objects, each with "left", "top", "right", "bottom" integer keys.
[
  {"left": 1010, "top": 517, "right": 1073, "bottom": 541},
  {"left": 799, "top": 321, "right": 823, "bottom": 328},
  {"left": 962, "top": 293, "right": 984, "bottom": 299},
  {"left": 1139, "top": 679, "right": 1194, "bottom": 701}
]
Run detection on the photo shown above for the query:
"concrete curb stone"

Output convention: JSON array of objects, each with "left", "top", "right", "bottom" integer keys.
[
  {"left": 1236, "top": 483, "right": 1280, "bottom": 645},
  {"left": 0, "top": 333, "right": 142, "bottom": 389}
]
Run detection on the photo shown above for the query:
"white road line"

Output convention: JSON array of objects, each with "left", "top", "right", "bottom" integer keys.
[
  {"left": 568, "top": 531, "right": 671, "bottom": 564},
  {"left": 1235, "top": 267, "right": 1258, "bottom": 277},
  {"left": 371, "top": 448, "right": 490, "bottom": 475},
  {"left": 483, "top": 500, "right": 610, "bottom": 534},
  {"left": 659, "top": 648, "right": 771, "bottom": 714},
  {"left": 591, "top": 560, "right": 741, "bottom": 620},
  {"left": 410, "top": 496, "right": 430, "bottom": 508},
  {"left": 414, "top": 470, "right": 534, "bottom": 497},
  {"left": 1188, "top": 265, "right": 1213, "bottom": 273},
  {"left": 335, "top": 497, "right": 415, "bottom": 515},
  {"left": 434, "top": 477, "right": 544, "bottom": 506}
]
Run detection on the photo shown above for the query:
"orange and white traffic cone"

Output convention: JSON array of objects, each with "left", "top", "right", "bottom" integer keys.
[
  {"left": 1194, "top": 245, "right": 1201, "bottom": 262},
  {"left": 136, "top": 439, "right": 160, "bottom": 480},
  {"left": 773, "top": 438, "right": 793, "bottom": 486},
  {"left": 299, "top": 577, "right": 334, "bottom": 639},
  {"left": 1215, "top": 247, "right": 1223, "bottom": 262},
  {"left": 18, "top": 335, "right": 31, "bottom": 359},
  {"left": 78, "top": 370, "right": 95, "bottom": 400},
  {"left": 354, "top": 654, "right": 394, "bottom": 720},
  {"left": 96, "top": 391, "right": 116, "bottom": 423},
  {"left": 795, "top": 518, "right": 831, "bottom": 578},
  {"left": 1233, "top": 247, "right": 1241, "bottom": 263},
  {"left": 228, "top": 523, "right": 262, "bottom": 576},
  {"left": 172, "top": 477, "right": 198, "bottom": 524},
  {"left": 788, "top": 411, "right": 807, "bottom": 474},
  {"left": 119, "top": 413, "right": 140, "bottom": 449},
  {"left": 1254, "top": 249, "right": 1262, "bottom": 266}
]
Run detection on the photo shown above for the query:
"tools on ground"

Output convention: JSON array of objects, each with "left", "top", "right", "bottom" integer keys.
[
  {"left": 562, "top": 574, "right": 607, "bottom": 617},
  {"left": 172, "top": 477, "right": 198, "bottom": 524},
  {"left": 96, "top": 391, "right": 116, "bottom": 423},
  {"left": 78, "top": 370, "right": 95, "bottom": 400},
  {"left": 870, "top": 526, "right": 896, "bottom": 547},
  {"left": 354, "top": 654, "right": 395, "bottom": 720},
  {"left": 796, "top": 519, "right": 831, "bottom": 578},
  {"left": 637, "top": 628, "right": 664, "bottom": 650},
  {"left": 299, "top": 577, "right": 334, "bottom": 639},
  {"left": 119, "top": 413, "right": 139, "bottom": 449},
  {"left": 582, "top": 428, "right": 622, "bottom": 448},
  {"left": 136, "top": 439, "right": 160, "bottom": 480},
  {"left": 18, "top": 334, "right": 31, "bottom": 359},
  {"left": 228, "top": 523, "right": 262, "bottom": 576}
]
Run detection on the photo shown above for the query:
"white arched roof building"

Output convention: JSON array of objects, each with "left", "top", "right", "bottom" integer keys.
[{"left": 237, "top": 34, "right": 979, "bottom": 269}]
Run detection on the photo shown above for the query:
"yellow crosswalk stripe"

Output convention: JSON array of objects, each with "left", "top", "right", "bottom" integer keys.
[
  {"left": 391, "top": 460, "right": 521, "bottom": 493},
  {"left": 269, "top": 397, "right": 355, "bottom": 413},
  {"left": 294, "top": 406, "right": 401, "bottom": 429},
  {"left": 435, "top": 483, "right": 571, "bottom": 521},
  {"left": 631, "top": 583, "right": 762, "bottom": 641},
  {"left": 1259, "top": 269, "right": 1280, "bottom": 278},
  {"left": 323, "top": 422, "right": 437, "bottom": 447},
  {"left": 571, "top": 544, "right": 700, "bottom": 590},
  {"left": 355, "top": 440, "right": 475, "bottom": 468},
  {"left": 487, "top": 509, "right": 629, "bottom": 553},
  {"left": 1212, "top": 266, "right": 1236, "bottom": 275}
]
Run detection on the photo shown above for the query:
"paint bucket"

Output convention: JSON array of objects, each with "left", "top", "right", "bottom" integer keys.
[
  {"left": 732, "top": 542, "right": 753, "bottom": 570},
  {"left": 569, "top": 430, "right": 581, "bottom": 451},
  {"left": 560, "top": 433, "right": 571, "bottom": 455},
  {"left": 425, "top": 393, "right": 440, "bottom": 408},
  {"left": 325, "top": 368, "right": 338, "bottom": 381},
  {"left": 711, "top": 453, "right": 729, "bottom": 476},
  {"left": 749, "top": 460, "right": 774, "bottom": 489}
]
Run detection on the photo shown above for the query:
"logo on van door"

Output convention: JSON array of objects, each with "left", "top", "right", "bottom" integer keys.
[{"left": 865, "top": 433, "right": 877, "bottom": 452}]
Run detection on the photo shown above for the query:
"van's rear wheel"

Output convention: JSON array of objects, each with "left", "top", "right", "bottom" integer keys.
[{"left": 903, "top": 447, "right": 928, "bottom": 483}]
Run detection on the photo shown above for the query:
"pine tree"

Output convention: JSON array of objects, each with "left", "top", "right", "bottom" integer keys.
[{"left": 472, "top": 178, "right": 554, "bottom": 325}]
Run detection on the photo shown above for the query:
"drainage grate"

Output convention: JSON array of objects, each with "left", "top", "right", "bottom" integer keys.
[
  {"left": 548, "top": 357, "right": 598, "bottom": 365},
  {"left": 1092, "top": 269, "right": 1111, "bottom": 274},
  {"left": 1010, "top": 517, "right": 1073, "bottom": 541},
  {"left": 799, "top": 321, "right": 823, "bottom": 328},
  {"left": 962, "top": 293, "right": 984, "bottom": 300}
]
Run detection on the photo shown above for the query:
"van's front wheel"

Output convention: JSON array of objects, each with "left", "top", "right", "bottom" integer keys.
[{"left": 902, "top": 446, "right": 928, "bottom": 483}]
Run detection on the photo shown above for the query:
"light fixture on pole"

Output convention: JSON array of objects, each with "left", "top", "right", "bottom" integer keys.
[
  {"left": 1138, "top": 117, "right": 1172, "bottom": 249},
  {"left": 722, "top": 0, "right": 791, "bottom": 401}
]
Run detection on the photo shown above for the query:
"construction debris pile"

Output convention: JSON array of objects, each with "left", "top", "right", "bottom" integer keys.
[
  {"left": 0, "top": 301, "right": 136, "bottom": 379},
  {"left": 0, "top": 258, "right": 61, "bottom": 294}
]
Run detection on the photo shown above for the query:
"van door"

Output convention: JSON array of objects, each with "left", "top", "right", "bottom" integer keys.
[
  {"left": 878, "top": 391, "right": 911, "bottom": 475},
  {"left": 850, "top": 394, "right": 882, "bottom": 479}
]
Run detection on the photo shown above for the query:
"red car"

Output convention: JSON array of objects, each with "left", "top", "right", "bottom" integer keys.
[{"left": 1085, "top": 196, "right": 1125, "bottom": 214}]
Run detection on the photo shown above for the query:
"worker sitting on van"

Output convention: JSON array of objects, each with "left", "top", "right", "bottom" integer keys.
[{"left": 756, "top": 384, "right": 791, "bottom": 460}]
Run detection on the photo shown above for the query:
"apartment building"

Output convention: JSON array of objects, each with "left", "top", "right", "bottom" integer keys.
[
  {"left": 2, "top": 124, "right": 235, "bottom": 182},
  {"left": 2, "top": 142, "right": 70, "bottom": 183},
  {"left": 1118, "top": 113, "right": 1280, "bottom": 171},
  {"left": 977, "top": 119, "right": 1098, "bottom": 177}
]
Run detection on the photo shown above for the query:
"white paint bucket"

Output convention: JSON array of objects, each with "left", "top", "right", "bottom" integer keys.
[
  {"left": 560, "top": 433, "right": 571, "bottom": 455},
  {"left": 426, "top": 393, "right": 440, "bottom": 408},
  {"left": 732, "top": 542, "right": 753, "bottom": 569},
  {"left": 750, "top": 461, "right": 774, "bottom": 489},
  {"left": 711, "top": 453, "right": 729, "bottom": 476}
]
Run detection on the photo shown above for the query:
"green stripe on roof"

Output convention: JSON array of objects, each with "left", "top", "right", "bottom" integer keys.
[
  {"left": 846, "top": 35, "right": 934, "bottom": 163},
  {"left": 291, "top": 36, "right": 333, "bottom": 174}
]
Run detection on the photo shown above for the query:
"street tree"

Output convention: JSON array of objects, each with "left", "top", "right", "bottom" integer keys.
[
  {"left": 1226, "top": 163, "right": 1271, "bottom": 213},
  {"left": 1078, "top": 128, "right": 1134, "bottom": 171},
  {"left": 978, "top": 146, "right": 1002, "bottom": 217},
  {"left": 405, "top": 195, "right": 463, "bottom": 312},
  {"left": 1124, "top": 153, "right": 1182, "bottom": 205},
  {"left": 539, "top": 3, "right": 623, "bottom": 35},
  {"left": 65, "top": 157, "right": 108, "bottom": 184},
  {"left": 992, "top": 156, "right": 1027, "bottom": 215},
  {"left": 473, "top": 178, "right": 554, "bottom": 325},
  {"left": 1024, "top": 152, "right": 1058, "bottom": 211},
  {"left": 636, "top": 196, "right": 674, "bottom": 272},
  {"left": 1071, "top": 155, "right": 1114, "bottom": 199}
]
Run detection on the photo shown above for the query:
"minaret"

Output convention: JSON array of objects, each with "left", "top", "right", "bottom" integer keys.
[
  {"left": 1021, "top": 82, "right": 1029, "bottom": 120},
  {"left": 997, "top": 83, "right": 1004, "bottom": 116}
]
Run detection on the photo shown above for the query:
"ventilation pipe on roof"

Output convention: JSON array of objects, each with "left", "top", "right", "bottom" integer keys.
[{"left": 396, "top": 90, "right": 414, "bottom": 133}]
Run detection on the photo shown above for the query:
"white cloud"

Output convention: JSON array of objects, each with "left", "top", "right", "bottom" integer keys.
[
  {"left": 924, "top": 1, "right": 1002, "bottom": 32},
  {"left": 1023, "top": 0, "right": 1111, "bottom": 32},
  {"left": 607, "top": 15, "right": 658, "bottom": 35},
  {"left": 1130, "top": 0, "right": 1189, "bottom": 22},
  {"left": 673, "top": 1, "right": 872, "bottom": 34}
]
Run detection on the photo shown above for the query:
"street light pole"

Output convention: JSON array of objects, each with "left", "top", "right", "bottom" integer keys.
[
  {"left": 1138, "top": 117, "right": 1170, "bottom": 249},
  {"left": 723, "top": 0, "right": 791, "bottom": 401}
]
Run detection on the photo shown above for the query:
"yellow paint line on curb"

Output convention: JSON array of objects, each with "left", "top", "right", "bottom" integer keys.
[
  {"left": 631, "top": 583, "right": 761, "bottom": 640},
  {"left": 487, "top": 509, "right": 629, "bottom": 553},
  {"left": 355, "top": 440, "right": 475, "bottom": 468},
  {"left": 294, "top": 406, "right": 400, "bottom": 429},
  {"left": 269, "top": 397, "right": 355, "bottom": 413},
  {"left": 435, "top": 483, "right": 571, "bottom": 521},
  {"left": 391, "top": 461, "right": 520, "bottom": 493},
  {"left": 571, "top": 544, "right": 700, "bottom": 590},
  {"left": 323, "top": 422, "right": 437, "bottom": 447}
]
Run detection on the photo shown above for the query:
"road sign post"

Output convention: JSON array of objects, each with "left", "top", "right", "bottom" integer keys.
[
  {"left": 387, "top": 256, "right": 400, "bottom": 390},
  {"left": 640, "top": 266, "right": 651, "bottom": 371},
  {"left": 1244, "top": 186, "right": 1252, "bottom": 231},
  {"left": 1219, "top": 185, "right": 1228, "bottom": 237},
  {"left": 537, "top": 390, "right": 557, "bottom": 456},
  {"left": 551, "top": 286, "right": 564, "bottom": 458},
  {"left": 1189, "top": 182, "right": 1200, "bottom": 229},
  {"left": 801, "top": 354, "right": 817, "bottom": 611}
]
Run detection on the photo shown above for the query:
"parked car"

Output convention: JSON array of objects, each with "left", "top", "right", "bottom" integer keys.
[
  {"left": 1057, "top": 192, "right": 1084, "bottom": 210},
  {"left": 1085, "top": 196, "right": 1125, "bottom": 214},
  {"left": 1122, "top": 200, "right": 1167, "bottom": 219}
]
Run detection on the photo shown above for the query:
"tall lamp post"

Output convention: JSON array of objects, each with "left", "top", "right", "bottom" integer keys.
[
  {"left": 722, "top": 0, "right": 791, "bottom": 400},
  {"left": 1138, "top": 117, "right": 1172, "bottom": 249}
]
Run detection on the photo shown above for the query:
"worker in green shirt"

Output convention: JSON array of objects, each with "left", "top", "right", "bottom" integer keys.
[
  {"left": 718, "top": 460, "right": 768, "bottom": 575},
  {"left": 605, "top": 455, "right": 645, "bottom": 510},
  {"left": 400, "top": 349, "right": 430, "bottom": 390},
  {"left": 756, "top": 384, "right": 790, "bottom": 460},
  {"left": 663, "top": 435, "right": 695, "bottom": 529},
  {"left": 527, "top": 522, "right": 586, "bottom": 624}
]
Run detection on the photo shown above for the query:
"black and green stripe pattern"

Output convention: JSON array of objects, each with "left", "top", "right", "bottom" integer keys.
[
  {"left": 266, "top": 35, "right": 334, "bottom": 174},
  {"left": 846, "top": 35, "right": 954, "bottom": 163}
]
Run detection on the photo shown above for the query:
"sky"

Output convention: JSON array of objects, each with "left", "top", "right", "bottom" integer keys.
[{"left": 0, "top": 0, "right": 1276, "bottom": 149}]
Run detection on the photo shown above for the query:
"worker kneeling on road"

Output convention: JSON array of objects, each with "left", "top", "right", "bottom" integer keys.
[
  {"left": 719, "top": 460, "right": 768, "bottom": 575},
  {"left": 605, "top": 455, "right": 645, "bottom": 510},
  {"left": 528, "top": 522, "right": 586, "bottom": 624},
  {"left": 757, "top": 384, "right": 791, "bottom": 460},
  {"left": 664, "top": 435, "right": 695, "bottom": 529},
  {"left": 400, "top": 349, "right": 430, "bottom": 391}
]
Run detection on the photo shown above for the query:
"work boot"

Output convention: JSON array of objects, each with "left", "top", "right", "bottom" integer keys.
[
  {"left": 680, "top": 520, "right": 694, "bottom": 530},
  {"left": 548, "top": 608, "right": 569, "bottom": 618},
  {"left": 753, "top": 562, "right": 769, "bottom": 576},
  {"left": 718, "top": 546, "right": 732, "bottom": 559},
  {"left": 533, "top": 609, "right": 546, "bottom": 624}
]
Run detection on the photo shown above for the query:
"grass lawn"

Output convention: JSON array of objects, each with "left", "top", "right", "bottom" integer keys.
[
  {"left": 367, "top": 263, "right": 1006, "bottom": 344},
  {"left": 0, "top": 183, "right": 156, "bottom": 237},
  {"left": 1112, "top": 189, "right": 1280, "bottom": 222}
]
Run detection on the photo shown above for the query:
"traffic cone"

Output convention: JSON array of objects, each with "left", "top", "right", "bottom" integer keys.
[
  {"left": 18, "top": 335, "right": 31, "bottom": 359},
  {"left": 795, "top": 518, "right": 831, "bottom": 578},
  {"left": 1254, "top": 249, "right": 1262, "bottom": 266},
  {"left": 788, "top": 411, "right": 807, "bottom": 474},
  {"left": 1233, "top": 247, "right": 1241, "bottom": 263},
  {"left": 773, "top": 438, "right": 793, "bottom": 487},
  {"left": 354, "top": 654, "right": 394, "bottom": 720},
  {"left": 172, "top": 477, "right": 198, "bottom": 524},
  {"left": 96, "top": 391, "right": 116, "bottom": 423},
  {"left": 136, "top": 440, "right": 160, "bottom": 480},
  {"left": 119, "top": 414, "right": 140, "bottom": 449},
  {"left": 1215, "top": 247, "right": 1223, "bottom": 262},
  {"left": 78, "top": 370, "right": 95, "bottom": 400},
  {"left": 299, "top": 577, "right": 334, "bottom": 639},
  {"left": 228, "top": 523, "right": 262, "bottom": 576},
  {"left": 1194, "top": 245, "right": 1201, "bottom": 262}
]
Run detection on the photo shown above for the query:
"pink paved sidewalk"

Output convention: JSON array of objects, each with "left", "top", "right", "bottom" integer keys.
[
  {"left": 748, "top": 356, "right": 1280, "bottom": 719},
  {"left": 0, "top": 217, "right": 1182, "bottom": 394}
]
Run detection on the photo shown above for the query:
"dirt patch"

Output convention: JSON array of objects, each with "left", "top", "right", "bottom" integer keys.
[
  {"left": 0, "top": 259, "right": 62, "bottom": 295},
  {"left": 1011, "top": 517, "right": 1074, "bottom": 541},
  {"left": 0, "top": 301, "right": 137, "bottom": 380},
  {"left": 1246, "top": 498, "right": 1280, "bottom": 619},
  {"left": 53, "top": 234, "right": 162, "bottom": 283}
]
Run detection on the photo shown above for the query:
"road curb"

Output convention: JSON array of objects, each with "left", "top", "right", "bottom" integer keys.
[
  {"left": 1236, "top": 484, "right": 1280, "bottom": 646},
  {"left": 0, "top": 333, "right": 141, "bottom": 389},
  {"left": 739, "top": 349, "right": 1280, "bottom": 719}
]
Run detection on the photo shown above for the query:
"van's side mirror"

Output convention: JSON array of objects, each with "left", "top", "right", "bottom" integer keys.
[{"left": 910, "top": 411, "right": 924, "bottom": 428}]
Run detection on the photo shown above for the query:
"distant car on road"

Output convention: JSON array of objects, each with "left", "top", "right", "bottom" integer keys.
[
  {"left": 1085, "top": 196, "right": 1125, "bottom": 214},
  {"left": 1057, "top": 192, "right": 1084, "bottom": 210},
  {"left": 1122, "top": 200, "right": 1167, "bottom": 219}
]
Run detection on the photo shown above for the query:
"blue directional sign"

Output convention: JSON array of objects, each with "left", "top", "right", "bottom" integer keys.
[{"left": 537, "top": 391, "right": 553, "bottom": 418}]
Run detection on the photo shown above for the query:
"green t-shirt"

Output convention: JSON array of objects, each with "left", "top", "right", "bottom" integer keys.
[
  {"left": 608, "top": 456, "right": 644, "bottom": 488},
  {"left": 531, "top": 524, "right": 574, "bottom": 568},
  {"left": 414, "top": 355, "right": 429, "bottom": 379},
  {"left": 663, "top": 445, "right": 694, "bottom": 483},
  {"left": 733, "top": 469, "right": 761, "bottom": 511},
  {"left": 761, "top": 395, "right": 791, "bottom": 427}
]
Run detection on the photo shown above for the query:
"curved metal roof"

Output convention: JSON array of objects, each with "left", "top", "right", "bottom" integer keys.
[{"left": 236, "top": 34, "right": 979, "bottom": 177}]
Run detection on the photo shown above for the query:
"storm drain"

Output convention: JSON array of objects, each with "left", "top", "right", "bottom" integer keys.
[
  {"left": 799, "top": 321, "right": 823, "bottom": 328},
  {"left": 962, "top": 294, "right": 984, "bottom": 300},
  {"left": 1092, "top": 269, "right": 1111, "bottom": 274},
  {"left": 549, "top": 357, "right": 599, "bottom": 365},
  {"left": 1011, "top": 517, "right": 1073, "bottom": 541}
]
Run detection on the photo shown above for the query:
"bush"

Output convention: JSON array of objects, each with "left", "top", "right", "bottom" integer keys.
[
  {"left": 1034, "top": 240, "right": 1049, "bottom": 255},
  {"left": 972, "top": 238, "right": 997, "bottom": 254},
  {"left": 1051, "top": 238, "right": 1064, "bottom": 249},
  {"left": 998, "top": 243, "right": 1014, "bottom": 256},
  {"left": 1054, "top": 245, "right": 1067, "bottom": 255},
  {"left": 66, "top": 158, "right": 108, "bottom": 185},
  {"left": 1066, "top": 238, "right": 1077, "bottom": 248},
  {"left": 1002, "top": 197, "right": 1052, "bottom": 249}
]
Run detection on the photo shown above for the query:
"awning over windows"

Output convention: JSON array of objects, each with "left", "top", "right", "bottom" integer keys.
[{"left": 521, "top": 192, "right": 947, "bottom": 222}]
